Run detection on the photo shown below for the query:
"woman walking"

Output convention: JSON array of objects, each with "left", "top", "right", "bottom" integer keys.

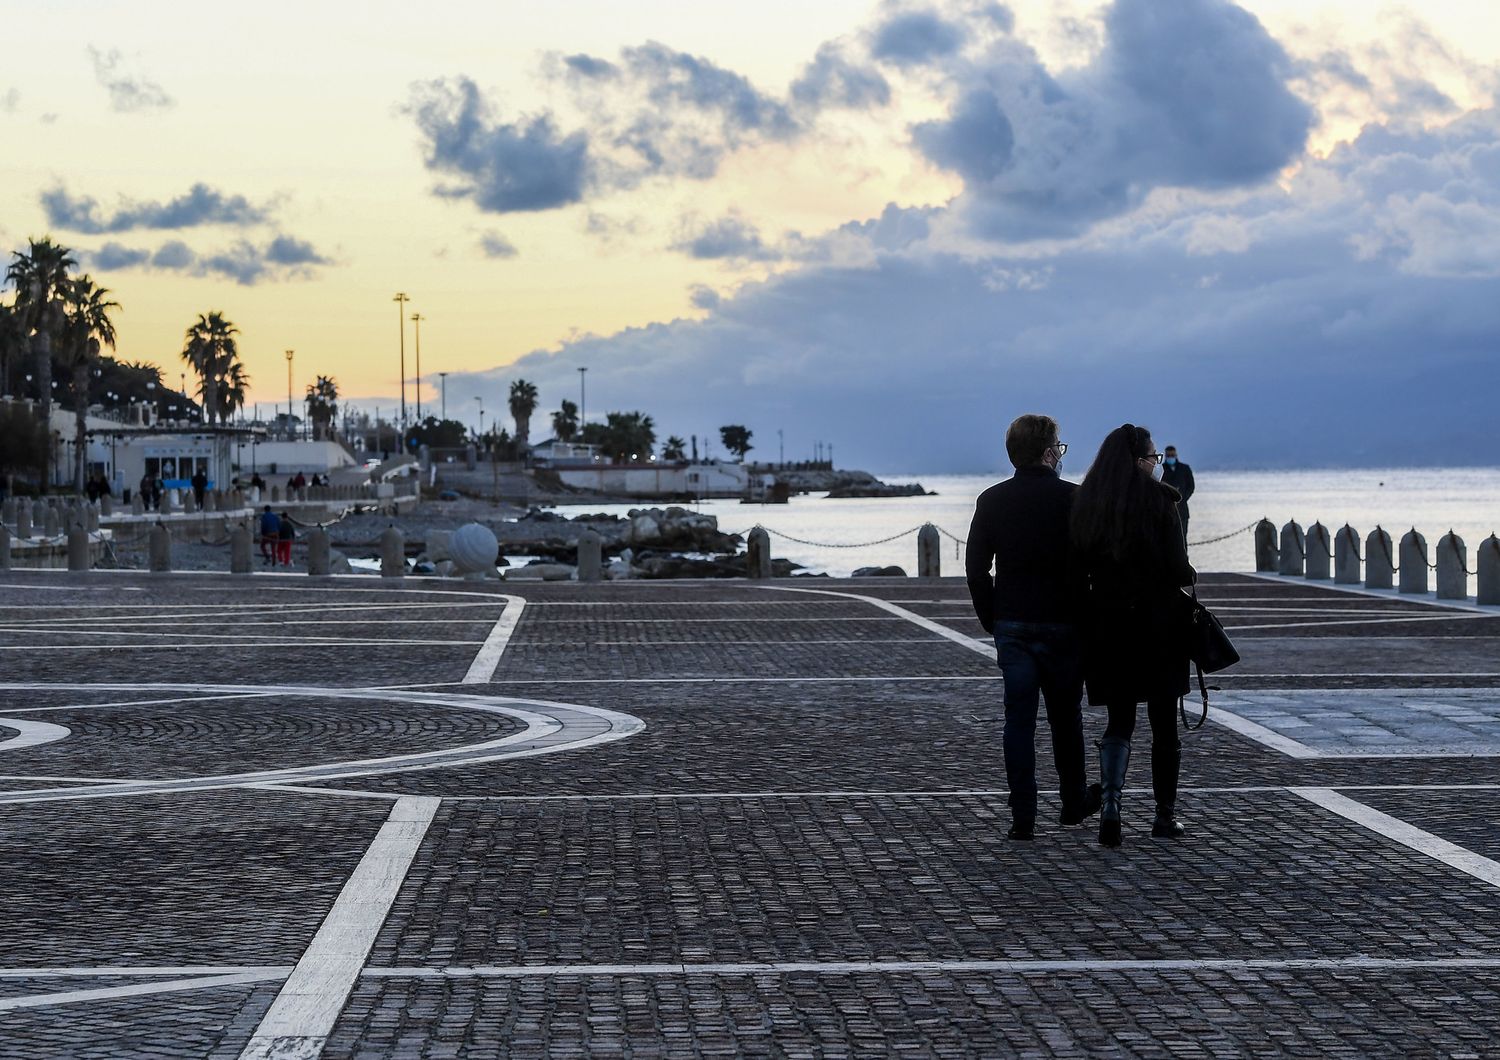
[{"left": 1071, "top": 424, "right": 1195, "bottom": 847}]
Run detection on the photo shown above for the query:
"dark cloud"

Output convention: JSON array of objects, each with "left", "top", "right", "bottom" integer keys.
[
  {"left": 688, "top": 284, "right": 722, "bottom": 310},
  {"left": 41, "top": 183, "right": 271, "bottom": 233},
  {"left": 88, "top": 46, "right": 173, "bottom": 112},
  {"left": 915, "top": 0, "right": 1312, "bottom": 239},
  {"left": 478, "top": 231, "right": 519, "bottom": 258},
  {"left": 835, "top": 203, "right": 937, "bottom": 250},
  {"left": 871, "top": 10, "right": 969, "bottom": 66},
  {"left": 440, "top": 102, "right": 1500, "bottom": 471},
  {"left": 84, "top": 234, "right": 332, "bottom": 285},
  {"left": 408, "top": 77, "right": 591, "bottom": 213},
  {"left": 562, "top": 54, "right": 619, "bottom": 80},
  {"left": 790, "top": 44, "right": 891, "bottom": 109},
  {"left": 672, "top": 216, "right": 781, "bottom": 261}
]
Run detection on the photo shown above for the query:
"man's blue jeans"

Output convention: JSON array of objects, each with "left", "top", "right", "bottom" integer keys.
[{"left": 992, "top": 621, "right": 1088, "bottom": 826}]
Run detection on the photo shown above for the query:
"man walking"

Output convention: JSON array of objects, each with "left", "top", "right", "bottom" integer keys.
[
  {"left": 965, "top": 414, "right": 1099, "bottom": 839},
  {"left": 1161, "top": 446, "right": 1195, "bottom": 544}
]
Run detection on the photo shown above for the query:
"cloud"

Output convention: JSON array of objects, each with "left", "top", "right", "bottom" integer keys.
[
  {"left": 688, "top": 284, "right": 722, "bottom": 310},
  {"left": 478, "top": 231, "right": 519, "bottom": 258},
  {"left": 41, "top": 183, "right": 271, "bottom": 233},
  {"left": 915, "top": 0, "right": 1312, "bottom": 239},
  {"left": 408, "top": 77, "right": 591, "bottom": 213},
  {"left": 871, "top": 10, "right": 969, "bottom": 66},
  {"left": 672, "top": 215, "right": 782, "bottom": 261},
  {"left": 790, "top": 45, "right": 891, "bottom": 109},
  {"left": 83, "top": 234, "right": 332, "bottom": 285},
  {"left": 434, "top": 94, "right": 1500, "bottom": 471},
  {"left": 88, "top": 46, "right": 173, "bottom": 112}
]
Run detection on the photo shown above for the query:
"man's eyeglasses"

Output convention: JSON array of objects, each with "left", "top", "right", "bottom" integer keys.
[
  {"left": 1050, "top": 441, "right": 1068, "bottom": 456},
  {"left": 1141, "top": 452, "right": 1164, "bottom": 465}
]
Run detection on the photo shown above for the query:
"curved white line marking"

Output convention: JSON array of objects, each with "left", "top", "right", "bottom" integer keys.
[
  {"left": 0, "top": 683, "right": 643, "bottom": 805},
  {"left": 758, "top": 585, "right": 994, "bottom": 657},
  {"left": 464, "top": 594, "right": 526, "bottom": 683},
  {"left": 0, "top": 718, "right": 71, "bottom": 752}
]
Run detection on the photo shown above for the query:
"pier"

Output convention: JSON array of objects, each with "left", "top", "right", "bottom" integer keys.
[{"left": 0, "top": 567, "right": 1498, "bottom": 1054}]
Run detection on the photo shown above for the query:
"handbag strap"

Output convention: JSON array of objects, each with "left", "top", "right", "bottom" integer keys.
[{"left": 1181, "top": 582, "right": 1211, "bottom": 731}]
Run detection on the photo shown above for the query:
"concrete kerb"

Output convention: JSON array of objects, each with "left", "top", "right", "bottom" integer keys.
[{"left": 1246, "top": 571, "right": 1500, "bottom": 617}]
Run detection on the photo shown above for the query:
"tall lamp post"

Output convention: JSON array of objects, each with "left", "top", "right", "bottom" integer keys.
[
  {"left": 474, "top": 396, "right": 484, "bottom": 442},
  {"left": 284, "top": 350, "right": 294, "bottom": 439},
  {"left": 438, "top": 372, "right": 449, "bottom": 421},
  {"left": 410, "top": 312, "right": 424, "bottom": 422},
  {"left": 393, "top": 292, "right": 410, "bottom": 428},
  {"left": 577, "top": 366, "right": 587, "bottom": 431}
]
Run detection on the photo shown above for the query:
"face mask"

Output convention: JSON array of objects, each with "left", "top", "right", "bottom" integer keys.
[
  {"left": 1152, "top": 463, "right": 1163, "bottom": 480},
  {"left": 1164, "top": 457, "right": 1177, "bottom": 467}
]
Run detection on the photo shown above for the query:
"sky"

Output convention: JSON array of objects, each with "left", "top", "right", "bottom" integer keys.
[{"left": 4, "top": 0, "right": 1499, "bottom": 471}]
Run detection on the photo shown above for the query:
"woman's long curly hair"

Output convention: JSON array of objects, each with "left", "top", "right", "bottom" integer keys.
[{"left": 1071, "top": 423, "right": 1175, "bottom": 563}]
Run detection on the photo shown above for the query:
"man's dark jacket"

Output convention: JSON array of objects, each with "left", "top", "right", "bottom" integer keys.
[
  {"left": 965, "top": 466, "right": 1080, "bottom": 633},
  {"left": 1161, "top": 460, "right": 1195, "bottom": 516}
]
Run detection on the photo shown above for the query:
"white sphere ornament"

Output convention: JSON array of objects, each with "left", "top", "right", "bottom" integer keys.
[{"left": 450, "top": 522, "right": 499, "bottom": 575}]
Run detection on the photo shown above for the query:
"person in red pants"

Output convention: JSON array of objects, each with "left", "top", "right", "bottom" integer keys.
[{"left": 276, "top": 512, "right": 295, "bottom": 566}]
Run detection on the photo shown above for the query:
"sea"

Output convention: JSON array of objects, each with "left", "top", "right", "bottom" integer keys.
[{"left": 574, "top": 467, "right": 1500, "bottom": 584}]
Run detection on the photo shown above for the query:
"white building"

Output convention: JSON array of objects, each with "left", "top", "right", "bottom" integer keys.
[{"left": 554, "top": 460, "right": 750, "bottom": 498}]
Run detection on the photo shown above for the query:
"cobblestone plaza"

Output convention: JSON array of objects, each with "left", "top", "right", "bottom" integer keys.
[{"left": 1, "top": 570, "right": 1498, "bottom": 1056}]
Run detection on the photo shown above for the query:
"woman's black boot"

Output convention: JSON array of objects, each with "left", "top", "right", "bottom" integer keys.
[
  {"left": 1098, "top": 737, "right": 1131, "bottom": 848},
  {"left": 1151, "top": 746, "right": 1185, "bottom": 838}
]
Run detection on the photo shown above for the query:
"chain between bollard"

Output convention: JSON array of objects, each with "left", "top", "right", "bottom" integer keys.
[
  {"left": 1185, "top": 520, "right": 1258, "bottom": 548},
  {"left": 745, "top": 524, "right": 928, "bottom": 549}
]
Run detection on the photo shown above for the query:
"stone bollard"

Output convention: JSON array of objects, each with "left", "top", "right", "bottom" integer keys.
[
  {"left": 746, "top": 527, "right": 773, "bottom": 579},
  {"left": 16, "top": 503, "right": 31, "bottom": 540},
  {"left": 576, "top": 529, "right": 603, "bottom": 582},
  {"left": 1305, "top": 522, "right": 1332, "bottom": 580},
  {"left": 0, "top": 524, "right": 10, "bottom": 569},
  {"left": 1436, "top": 531, "right": 1468, "bottom": 600},
  {"left": 1399, "top": 529, "right": 1428, "bottom": 594},
  {"left": 1, "top": 497, "right": 14, "bottom": 525},
  {"left": 205, "top": 490, "right": 218, "bottom": 512},
  {"left": 1477, "top": 535, "right": 1500, "bottom": 606},
  {"left": 466, "top": 444, "right": 477, "bottom": 471},
  {"left": 1366, "top": 527, "right": 1394, "bottom": 589},
  {"left": 1254, "top": 518, "right": 1278, "bottom": 572},
  {"left": 86, "top": 504, "right": 100, "bottom": 532},
  {"left": 307, "top": 526, "right": 331, "bottom": 575},
  {"left": 917, "top": 523, "right": 941, "bottom": 578},
  {"left": 1278, "top": 520, "right": 1304, "bottom": 575},
  {"left": 230, "top": 522, "right": 252, "bottom": 574},
  {"left": 148, "top": 522, "right": 172, "bottom": 572},
  {"left": 1334, "top": 525, "right": 1361, "bottom": 584},
  {"left": 272, "top": 485, "right": 282, "bottom": 503},
  {"left": 67, "top": 524, "right": 90, "bottom": 571},
  {"left": 100, "top": 493, "right": 113, "bottom": 516},
  {"left": 380, "top": 526, "right": 405, "bottom": 577},
  {"left": 44, "top": 506, "right": 61, "bottom": 539},
  {"left": 32, "top": 499, "right": 46, "bottom": 529},
  {"left": 131, "top": 493, "right": 145, "bottom": 516},
  {"left": 184, "top": 490, "right": 197, "bottom": 514}
]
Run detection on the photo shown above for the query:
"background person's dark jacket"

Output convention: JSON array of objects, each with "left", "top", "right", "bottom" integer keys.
[
  {"left": 1160, "top": 460, "right": 1194, "bottom": 516},
  {"left": 965, "top": 466, "right": 1080, "bottom": 632},
  {"left": 1076, "top": 481, "right": 1196, "bottom": 705}
]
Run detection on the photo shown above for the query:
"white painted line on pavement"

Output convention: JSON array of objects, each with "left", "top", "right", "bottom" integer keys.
[
  {"left": 0, "top": 971, "right": 284, "bottom": 1013},
  {"left": 463, "top": 594, "right": 526, "bottom": 684},
  {"left": 0, "top": 718, "right": 71, "bottom": 752},
  {"left": 0, "top": 965, "right": 291, "bottom": 978},
  {"left": 759, "top": 585, "right": 995, "bottom": 658},
  {"left": 240, "top": 796, "right": 440, "bottom": 1060},
  {"left": 1291, "top": 787, "right": 1500, "bottom": 891},
  {"left": 363, "top": 956, "right": 1500, "bottom": 978},
  {"left": 1208, "top": 706, "right": 1321, "bottom": 758},
  {"left": 1226, "top": 614, "right": 1493, "bottom": 632}
]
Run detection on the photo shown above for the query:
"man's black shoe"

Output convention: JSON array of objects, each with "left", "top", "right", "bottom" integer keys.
[
  {"left": 1060, "top": 783, "right": 1103, "bottom": 826},
  {"left": 1007, "top": 823, "right": 1035, "bottom": 841}
]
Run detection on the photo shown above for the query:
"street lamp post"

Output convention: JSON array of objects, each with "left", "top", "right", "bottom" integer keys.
[
  {"left": 284, "top": 350, "right": 294, "bottom": 439},
  {"left": 438, "top": 372, "right": 449, "bottom": 421},
  {"left": 475, "top": 396, "right": 484, "bottom": 439},
  {"left": 393, "top": 293, "right": 410, "bottom": 427},
  {"left": 411, "top": 312, "right": 424, "bottom": 423},
  {"left": 577, "top": 366, "right": 587, "bottom": 431}
]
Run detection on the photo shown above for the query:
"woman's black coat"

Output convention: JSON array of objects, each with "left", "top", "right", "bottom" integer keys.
[{"left": 1078, "top": 481, "right": 1196, "bottom": 706}]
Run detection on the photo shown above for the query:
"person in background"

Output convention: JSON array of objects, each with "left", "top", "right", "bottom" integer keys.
[
  {"left": 276, "top": 511, "right": 295, "bottom": 566},
  {"left": 965, "top": 413, "right": 1099, "bottom": 841},
  {"left": 190, "top": 467, "right": 208, "bottom": 507},
  {"left": 1160, "top": 446, "right": 1194, "bottom": 545},
  {"left": 258, "top": 506, "right": 280, "bottom": 565},
  {"left": 1071, "top": 424, "right": 1195, "bottom": 848}
]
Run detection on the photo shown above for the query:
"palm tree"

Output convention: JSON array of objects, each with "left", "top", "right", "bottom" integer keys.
[
  {"left": 6, "top": 238, "right": 77, "bottom": 490},
  {"left": 57, "top": 276, "right": 119, "bottom": 492},
  {"left": 0, "top": 301, "right": 26, "bottom": 398},
  {"left": 551, "top": 399, "right": 579, "bottom": 442},
  {"left": 181, "top": 311, "right": 240, "bottom": 425},
  {"left": 509, "top": 379, "right": 539, "bottom": 450},
  {"left": 304, "top": 375, "right": 339, "bottom": 440},
  {"left": 200, "top": 359, "right": 250, "bottom": 423},
  {"left": 662, "top": 435, "right": 687, "bottom": 461}
]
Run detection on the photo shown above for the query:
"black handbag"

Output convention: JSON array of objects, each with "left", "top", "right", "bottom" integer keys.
[{"left": 1179, "top": 588, "right": 1239, "bottom": 730}]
